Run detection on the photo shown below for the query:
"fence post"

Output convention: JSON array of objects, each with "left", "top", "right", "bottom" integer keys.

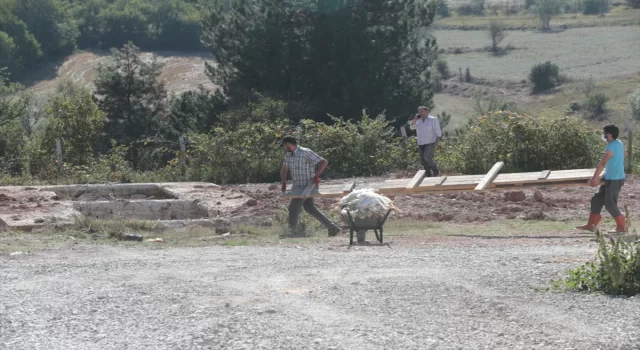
[
  {"left": 55, "top": 139, "right": 63, "bottom": 176},
  {"left": 179, "top": 136, "right": 186, "bottom": 181}
]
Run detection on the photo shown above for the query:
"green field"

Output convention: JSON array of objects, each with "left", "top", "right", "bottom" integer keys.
[
  {"left": 434, "top": 7, "right": 640, "bottom": 29},
  {"left": 435, "top": 26, "right": 640, "bottom": 81}
]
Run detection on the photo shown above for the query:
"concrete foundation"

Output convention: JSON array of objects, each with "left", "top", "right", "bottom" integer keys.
[{"left": 0, "top": 182, "right": 254, "bottom": 232}]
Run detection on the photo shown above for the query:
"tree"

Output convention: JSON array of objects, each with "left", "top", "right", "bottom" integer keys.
[
  {"left": 167, "top": 86, "right": 227, "bottom": 139},
  {"left": 94, "top": 42, "right": 168, "bottom": 145},
  {"left": 202, "top": 0, "right": 438, "bottom": 123},
  {"left": 0, "top": 70, "right": 30, "bottom": 128},
  {"left": 488, "top": 20, "right": 506, "bottom": 53},
  {"left": 435, "top": 0, "right": 451, "bottom": 17},
  {"left": 98, "top": 0, "right": 154, "bottom": 49},
  {"left": 534, "top": 0, "right": 563, "bottom": 30},
  {"left": 12, "top": 0, "right": 78, "bottom": 58},
  {"left": 43, "top": 84, "right": 105, "bottom": 166},
  {"left": 0, "top": 6, "right": 43, "bottom": 78}
]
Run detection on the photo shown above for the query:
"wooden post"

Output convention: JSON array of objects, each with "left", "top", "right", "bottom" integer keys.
[
  {"left": 179, "top": 136, "right": 186, "bottom": 181},
  {"left": 55, "top": 139, "right": 63, "bottom": 175},
  {"left": 475, "top": 161, "right": 504, "bottom": 191}
]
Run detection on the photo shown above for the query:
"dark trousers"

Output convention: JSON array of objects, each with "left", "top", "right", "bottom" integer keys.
[
  {"left": 288, "top": 185, "right": 336, "bottom": 230},
  {"left": 591, "top": 179, "right": 625, "bottom": 217},
  {"left": 418, "top": 143, "right": 439, "bottom": 177}
]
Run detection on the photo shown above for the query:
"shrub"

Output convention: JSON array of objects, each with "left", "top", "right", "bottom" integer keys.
[
  {"left": 473, "top": 93, "right": 520, "bottom": 116},
  {"left": 529, "top": 61, "right": 560, "bottom": 93},
  {"left": 582, "top": 0, "right": 608, "bottom": 14},
  {"left": 456, "top": 0, "right": 486, "bottom": 15},
  {"left": 584, "top": 92, "right": 609, "bottom": 119},
  {"left": 629, "top": 0, "right": 640, "bottom": 8},
  {"left": 436, "top": 0, "right": 451, "bottom": 17},
  {"left": 440, "top": 111, "right": 601, "bottom": 174},
  {"left": 630, "top": 88, "right": 640, "bottom": 121},
  {"left": 434, "top": 59, "right": 450, "bottom": 80},
  {"left": 556, "top": 211, "right": 640, "bottom": 296},
  {"left": 186, "top": 108, "right": 409, "bottom": 184},
  {"left": 431, "top": 72, "right": 443, "bottom": 93}
]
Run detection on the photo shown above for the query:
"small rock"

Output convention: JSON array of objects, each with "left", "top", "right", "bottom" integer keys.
[
  {"left": 34, "top": 218, "right": 45, "bottom": 224},
  {"left": 246, "top": 199, "right": 258, "bottom": 206},
  {"left": 533, "top": 190, "right": 544, "bottom": 202},
  {"left": 268, "top": 184, "right": 278, "bottom": 190},
  {"left": 193, "top": 185, "right": 205, "bottom": 189},
  {"left": 129, "top": 194, "right": 147, "bottom": 200},
  {"left": 18, "top": 204, "right": 28, "bottom": 209},
  {"left": 23, "top": 187, "right": 37, "bottom": 191},
  {"left": 10, "top": 251, "right": 24, "bottom": 256},
  {"left": 504, "top": 191, "right": 526, "bottom": 202},
  {"left": 51, "top": 195, "right": 60, "bottom": 200}
]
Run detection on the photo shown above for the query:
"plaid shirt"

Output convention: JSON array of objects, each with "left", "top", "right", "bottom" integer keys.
[{"left": 284, "top": 146, "right": 325, "bottom": 186}]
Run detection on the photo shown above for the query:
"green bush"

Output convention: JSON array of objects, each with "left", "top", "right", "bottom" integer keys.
[
  {"left": 456, "top": 0, "right": 486, "bottom": 15},
  {"left": 436, "top": 0, "right": 451, "bottom": 17},
  {"left": 582, "top": 0, "right": 607, "bottom": 14},
  {"left": 434, "top": 59, "right": 450, "bottom": 80},
  {"left": 439, "top": 111, "right": 601, "bottom": 174},
  {"left": 529, "top": 61, "right": 560, "bottom": 94},
  {"left": 556, "top": 214, "right": 640, "bottom": 296},
  {"left": 186, "top": 111, "right": 409, "bottom": 184},
  {"left": 584, "top": 91, "right": 609, "bottom": 119}
]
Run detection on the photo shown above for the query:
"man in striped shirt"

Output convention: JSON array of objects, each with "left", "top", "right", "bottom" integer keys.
[{"left": 280, "top": 136, "right": 341, "bottom": 237}]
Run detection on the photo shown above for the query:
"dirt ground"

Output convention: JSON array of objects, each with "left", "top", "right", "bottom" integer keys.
[
  {"left": 227, "top": 174, "right": 640, "bottom": 225},
  {"left": 2, "top": 176, "right": 640, "bottom": 349},
  {"left": 1, "top": 175, "right": 638, "bottom": 230}
]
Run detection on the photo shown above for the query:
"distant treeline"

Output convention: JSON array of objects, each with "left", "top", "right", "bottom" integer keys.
[{"left": 0, "top": 0, "right": 204, "bottom": 80}]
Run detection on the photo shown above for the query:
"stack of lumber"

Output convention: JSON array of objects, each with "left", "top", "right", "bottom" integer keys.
[{"left": 284, "top": 162, "right": 601, "bottom": 199}]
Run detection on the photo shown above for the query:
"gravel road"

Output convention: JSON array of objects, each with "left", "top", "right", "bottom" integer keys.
[{"left": 2, "top": 244, "right": 639, "bottom": 350}]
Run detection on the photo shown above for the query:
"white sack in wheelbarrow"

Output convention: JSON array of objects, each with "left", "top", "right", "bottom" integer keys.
[{"left": 338, "top": 189, "right": 398, "bottom": 220}]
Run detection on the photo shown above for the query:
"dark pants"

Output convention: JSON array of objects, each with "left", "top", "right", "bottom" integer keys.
[
  {"left": 288, "top": 185, "right": 337, "bottom": 231},
  {"left": 591, "top": 179, "right": 625, "bottom": 217},
  {"left": 418, "top": 143, "right": 439, "bottom": 177}
]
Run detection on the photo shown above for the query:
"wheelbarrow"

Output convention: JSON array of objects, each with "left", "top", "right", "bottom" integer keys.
[{"left": 343, "top": 209, "right": 392, "bottom": 245}]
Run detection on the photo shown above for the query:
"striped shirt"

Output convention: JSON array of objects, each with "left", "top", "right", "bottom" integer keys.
[{"left": 284, "top": 146, "right": 325, "bottom": 186}]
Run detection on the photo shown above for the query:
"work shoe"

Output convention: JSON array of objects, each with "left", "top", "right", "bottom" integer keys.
[
  {"left": 608, "top": 215, "right": 627, "bottom": 234},
  {"left": 328, "top": 226, "right": 341, "bottom": 237},
  {"left": 575, "top": 213, "right": 601, "bottom": 232}
]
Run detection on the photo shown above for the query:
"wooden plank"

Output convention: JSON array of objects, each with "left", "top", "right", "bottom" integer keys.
[
  {"left": 301, "top": 183, "right": 316, "bottom": 197},
  {"left": 284, "top": 184, "right": 344, "bottom": 199},
  {"left": 538, "top": 170, "right": 551, "bottom": 179},
  {"left": 406, "top": 170, "right": 426, "bottom": 188},
  {"left": 284, "top": 168, "right": 603, "bottom": 198},
  {"left": 475, "top": 162, "right": 505, "bottom": 191}
]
